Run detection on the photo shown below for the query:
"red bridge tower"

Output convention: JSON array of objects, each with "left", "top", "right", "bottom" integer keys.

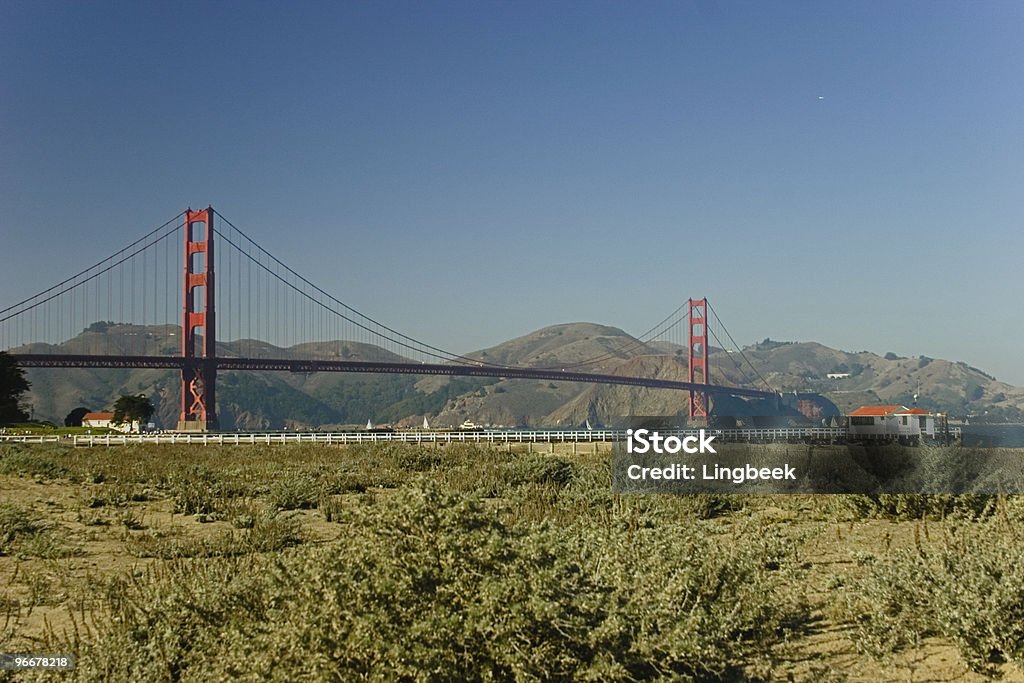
[
  {"left": 688, "top": 297, "right": 709, "bottom": 419},
  {"left": 177, "top": 207, "right": 218, "bottom": 431}
]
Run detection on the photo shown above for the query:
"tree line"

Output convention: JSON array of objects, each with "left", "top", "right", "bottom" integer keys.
[{"left": 0, "top": 351, "right": 153, "bottom": 428}]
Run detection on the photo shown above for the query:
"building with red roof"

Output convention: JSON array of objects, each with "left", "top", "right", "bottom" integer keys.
[{"left": 848, "top": 405, "right": 936, "bottom": 440}]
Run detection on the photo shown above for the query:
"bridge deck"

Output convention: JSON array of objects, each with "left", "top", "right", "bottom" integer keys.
[{"left": 10, "top": 354, "right": 778, "bottom": 399}]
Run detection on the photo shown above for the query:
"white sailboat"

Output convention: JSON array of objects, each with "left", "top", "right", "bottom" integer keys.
[{"left": 422, "top": 416, "right": 430, "bottom": 430}]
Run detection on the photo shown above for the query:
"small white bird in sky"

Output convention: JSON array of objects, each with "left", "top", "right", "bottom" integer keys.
[{"left": 817, "top": 96, "right": 825, "bottom": 100}]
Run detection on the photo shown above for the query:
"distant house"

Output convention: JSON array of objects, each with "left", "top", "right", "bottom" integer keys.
[
  {"left": 847, "top": 405, "right": 935, "bottom": 440},
  {"left": 81, "top": 411, "right": 139, "bottom": 433},
  {"left": 827, "top": 373, "right": 851, "bottom": 379}
]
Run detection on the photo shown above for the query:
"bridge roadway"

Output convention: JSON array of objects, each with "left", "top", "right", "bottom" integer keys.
[{"left": 11, "top": 354, "right": 778, "bottom": 399}]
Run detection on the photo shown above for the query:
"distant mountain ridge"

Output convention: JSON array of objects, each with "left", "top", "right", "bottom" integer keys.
[{"left": 14, "top": 323, "right": 1024, "bottom": 429}]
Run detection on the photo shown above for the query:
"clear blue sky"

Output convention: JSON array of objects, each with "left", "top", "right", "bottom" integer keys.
[{"left": 2, "top": 1, "right": 1023, "bottom": 384}]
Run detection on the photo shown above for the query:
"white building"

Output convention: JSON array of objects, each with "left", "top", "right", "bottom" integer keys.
[
  {"left": 81, "top": 412, "right": 140, "bottom": 433},
  {"left": 847, "top": 405, "right": 935, "bottom": 440}
]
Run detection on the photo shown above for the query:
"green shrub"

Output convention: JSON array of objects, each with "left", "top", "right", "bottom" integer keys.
[
  {"left": 170, "top": 479, "right": 221, "bottom": 516},
  {"left": 0, "top": 504, "right": 46, "bottom": 554},
  {"left": 0, "top": 503, "right": 79, "bottom": 558},
  {"left": 837, "top": 494, "right": 996, "bottom": 521},
  {"left": 508, "top": 454, "right": 575, "bottom": 487},
  {"left": 679, "top": 493, "right": 745, "bottom": 519},
  {"left": 583, "top": 517, "right": 806, "bottom": 679},
  {"left": 842, "top": 514, "right": 1024, "bottom": 675},
  {"left": 317, "top": 495, "right": 345, "bottom": 523},
  {"left": 80, "top": 483, "right": 152, "bottom": 510},
  {"left": 167, "top": 465, "right": 241, "bottom": 516},
  {"left": 58, "top": 485, "right": 808, "bottom": 681},
  {"left": 266, "top": 472, "right": 320, "bottom": 510},
  {"left": 395, "top": 448, "right": 442, "bottom": 472},
  {"left": 0, "top": 446, "right": 69, "bottom": 479},
  {"left": 246, "top": 509, "right": 303, "bottom": 552},
  {"left": 221, "top": 498, "right": 261, "bottom": 529},
  {"left": 125, "top": 511, "right": 301, "bottom": 560}
]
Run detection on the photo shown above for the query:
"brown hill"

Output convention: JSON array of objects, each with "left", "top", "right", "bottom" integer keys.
[
  {"left": 465, "top": 322, "right": 655, "bottom": 371},
  {"left": 428, "top": 323, "right": 667, "bottom": 427},
  {"left": 739, "top": 340, "right": 1024, "bottom": 421}
]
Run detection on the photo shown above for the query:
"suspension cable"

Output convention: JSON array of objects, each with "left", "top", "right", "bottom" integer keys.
[
  {"left": 0, "top": 212, "right": 184, "bottom": 317},
  {"left": 707, "top": 302, "right": 773, "bottom": 392},
  {"left": 0, "top": 220, "right": 183, "bottom": 324}
]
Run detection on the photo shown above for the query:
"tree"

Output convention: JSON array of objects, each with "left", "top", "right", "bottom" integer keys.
[
  {"left": 112, "top": 394, "right": 154, "bottom": 430},
  {"left": 64, "top": 406, "right": 92, "bottom": 427},
  {"left": 0, "top": 352, "right": 31, "bottom": 424}
]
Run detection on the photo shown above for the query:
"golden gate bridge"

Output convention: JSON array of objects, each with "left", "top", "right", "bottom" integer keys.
[{"left": 1, "top": 208, "right": 780, "bottom": 430}]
